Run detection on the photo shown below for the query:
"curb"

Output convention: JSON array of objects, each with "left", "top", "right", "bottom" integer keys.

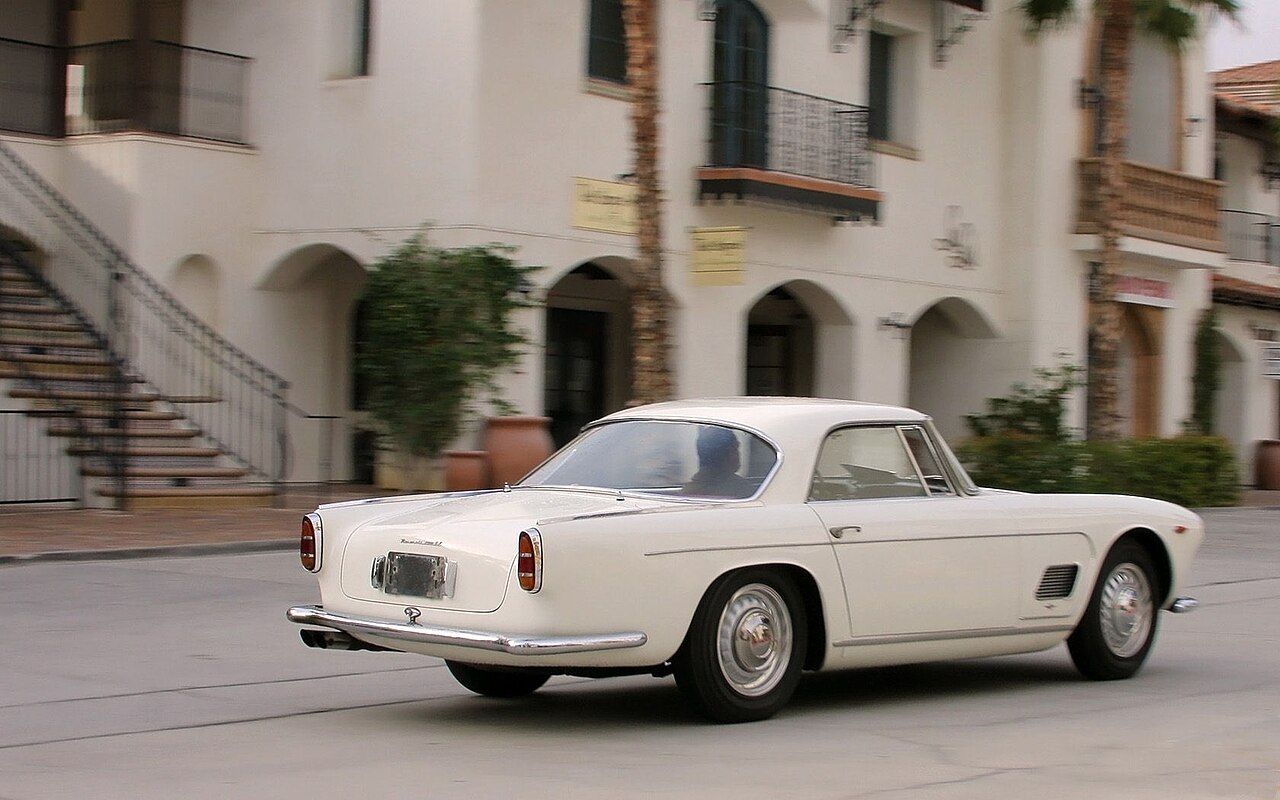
[{"left": 0, "top": 538, "right": 295, "bottom": 566}]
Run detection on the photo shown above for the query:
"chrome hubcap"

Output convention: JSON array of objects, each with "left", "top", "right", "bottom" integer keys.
[
  {"left": 716, "top": 583, "right": 792, "bottom": 697},
  {"left": 1099, "top": 562, "right": 1153, "bottom": 658}
]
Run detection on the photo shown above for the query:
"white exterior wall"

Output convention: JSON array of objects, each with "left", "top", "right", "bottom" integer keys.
[{"left": 0, "top": 0, "right": 1243, "bottom": 482}]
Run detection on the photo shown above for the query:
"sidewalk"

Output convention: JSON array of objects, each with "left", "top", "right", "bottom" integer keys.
[
  {"left": 2, "top": 487, "right": 1277, "bottom": 565},
  {"left": 0, "top": 485, "right": 385, "bottom": 563}
]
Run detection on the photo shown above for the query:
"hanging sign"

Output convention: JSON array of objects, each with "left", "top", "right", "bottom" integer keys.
[
  {"left": 1115, "top": 275, "right": 1173, "bottom": 308},
  {"left": 1265, "top": 344, "right": 1280, "bottom": 379},
  {"left": 691, "top": 227, "right": 746, "bottom": 286},
  {"left": 571, "top": 177, "right": 636, "bottom": 235}
]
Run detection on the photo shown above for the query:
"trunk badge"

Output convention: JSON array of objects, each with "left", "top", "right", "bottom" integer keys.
[{"left": 400, "top": 538, "right": 441, "bottom": 546}]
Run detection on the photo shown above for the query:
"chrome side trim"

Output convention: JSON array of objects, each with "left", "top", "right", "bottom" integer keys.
[
  {"left": 286, "top": 605, "right": 647, "bottom": 656},
  {"left": 1170, "top": 597, "right": 1199, "bottom": 614},
  {"left": 833, "top": 623, "right": 1073, "bottom": 648}
]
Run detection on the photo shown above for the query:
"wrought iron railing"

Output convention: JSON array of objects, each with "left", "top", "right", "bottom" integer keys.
[
  {"left": 1221, "top": 209, "right": 1280, "bottom": 267},
  {"left": 0, "top": 37, "right": 249, "bottom": 144},
  {"left": 704, "top": 82, "right": 875, "bottom": 188},
  {"left": 0, "top": 410, "right": 79, "bottom": 504},
  {"left": 0, "top": 140, "right": 287, "bottom": 492},
  {"left": 66, "top": 40, "right": 249, "bottom": 143}
]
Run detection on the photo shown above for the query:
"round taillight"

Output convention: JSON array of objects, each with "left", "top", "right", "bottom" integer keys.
[
  {"left": 517, "top": 529, "right": 542, "bottom": 593},
  {"left": 300, "top": 513, "right": 322, "bottom": 572}
]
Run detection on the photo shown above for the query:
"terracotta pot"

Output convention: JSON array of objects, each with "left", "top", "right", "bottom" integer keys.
[
  {"left": 483, "top": 416, "right": 553, "bottom": 487},
  {"left": 444, "top": 450, "right": 490, "bottom": 492},
  {"left": 1255, "top": 440, "right": 1280, "bottom": 490}
]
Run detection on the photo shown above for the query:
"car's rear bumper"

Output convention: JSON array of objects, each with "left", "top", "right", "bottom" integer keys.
[{"left": 286, "top": 604, "right": 648, "bottom": 656}]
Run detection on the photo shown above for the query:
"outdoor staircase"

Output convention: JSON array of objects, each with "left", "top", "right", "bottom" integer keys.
[{"left": 0, "top": 254, "right": 275, "bottom": 509}]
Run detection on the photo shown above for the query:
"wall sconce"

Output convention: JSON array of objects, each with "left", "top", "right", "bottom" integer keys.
[
  {"left": 878, "top": 312, "right": 912, "bottom": 334},
  {"left": 1076, "top": 79, "right": 1102, "bottom": 110},
  {"left": 1261, "top": 160, "right": 1280, "bottom": 191},
  {"left": 1184, "top": 116, "right": 1203, "bottom": 138}
]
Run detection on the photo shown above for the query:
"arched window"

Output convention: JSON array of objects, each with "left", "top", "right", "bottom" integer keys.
[{"left": 711, "top": 0, "right": 769, "bottom": 168}]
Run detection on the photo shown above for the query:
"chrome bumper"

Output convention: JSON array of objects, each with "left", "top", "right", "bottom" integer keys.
[
  {"left": 286, "top": 604, "right": 648, "bottom": 656},
  {"left": 1170, "top": 597, "right": 1199, "bottom": 614}
]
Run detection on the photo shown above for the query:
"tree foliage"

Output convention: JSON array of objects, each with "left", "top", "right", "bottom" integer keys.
[
  {"left": 1189, "top": 306, "right": 1221, "bottom": 435},
  {"left": 964, "top": 362, "right": 1084, "bottom": 442},
  {"left": 356, "top": 237, "right": 538, "bottom": 459}
]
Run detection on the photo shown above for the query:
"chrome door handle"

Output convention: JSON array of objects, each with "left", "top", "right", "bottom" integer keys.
[{"left": 828, "top": 525, "right": 861, "bottom": 539}]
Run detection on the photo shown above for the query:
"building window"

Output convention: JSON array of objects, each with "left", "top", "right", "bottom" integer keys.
[
  {"left": 866, "top": 28, "right": 916, "bottom": 148},
  {"left": 867, "top": 31, "right": 893, "bottom": 142},
  {"left": 329, "top": 0, "right": 373, "bottom": 79},
  {"left": 588, "top": 0, "right": 627, "bottom": 83}
]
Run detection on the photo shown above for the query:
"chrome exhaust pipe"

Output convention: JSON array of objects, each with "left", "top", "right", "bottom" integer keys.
[{"left": 298, "top": 628, "right": 392, "bottom": 651}]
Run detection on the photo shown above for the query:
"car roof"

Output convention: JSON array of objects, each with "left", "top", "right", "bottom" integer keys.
[{"left": 595, "top": 397, "right": 930, "bottom": 439}]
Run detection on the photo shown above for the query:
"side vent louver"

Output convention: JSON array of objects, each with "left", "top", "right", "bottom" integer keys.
[{"left": 1035, "top": 564, "right": 1079, "bottom": 601}]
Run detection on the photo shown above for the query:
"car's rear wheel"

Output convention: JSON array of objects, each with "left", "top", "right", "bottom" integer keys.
[
  {"left": 1068, "top": 540, "right": 1160, "bottom": 680},
  {"left": 445, "top": 661, "right": 550, "bottom": 697},
  {"left": 673, "top": 568, "right": 807, "bottom": 723}
]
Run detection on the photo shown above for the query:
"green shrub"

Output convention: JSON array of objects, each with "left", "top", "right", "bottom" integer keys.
[{"left": 955, "top": 435, "right": 1239, "bottom": 508}]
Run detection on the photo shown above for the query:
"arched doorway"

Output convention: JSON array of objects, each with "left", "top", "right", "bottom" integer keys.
[
  {"left": 1117, "top": 304, "right": 1162, "bottom": 438},
  {"left": 711, "top": 0, "right": 769, "bottom": 169},
  {"left": 907, "top": 297, "right": 1001, "bottom": 441},
  {"left": 744, "top": 280, "right": 854, "bottom": 398},
  {"left": 1212, "top": 328, "right": 1247, "bottom": 462},
  {"left": 543, "top": 260, "right": 633, "bottom": 447},
  {"left": 260, "top": 244, "right": 366, "bottom": 482}
]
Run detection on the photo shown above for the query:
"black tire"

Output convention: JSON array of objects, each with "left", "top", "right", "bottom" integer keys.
[
  {"left": 673, "top": 568, "right": 807, "bottom": 723},
  {"left": 445, "top": 661, "right": 550, "bottom": 697},
  {"left": 1068, "top": 540, "right": 1161, "bottom": 681}
]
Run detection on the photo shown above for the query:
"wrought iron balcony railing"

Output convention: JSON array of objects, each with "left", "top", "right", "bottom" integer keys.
[
  {"left": 1075, "top": 158, "right": 1223, "bottom": 252},
  {"left": 699, "top": 82, "right": 880, "bottom": 221},
  {"left": 0, "top": 37, "right": 249, "bottom": 144},
  {"left": 1221, "top": 209, "right": 1280, "bottom": 267}
]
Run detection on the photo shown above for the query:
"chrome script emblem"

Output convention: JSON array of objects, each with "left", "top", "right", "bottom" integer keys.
[
  {"left": 400, "top": 538, "right": 441, "bottom": 547},
  {"left": 404, "top": 606, "right": 422, "bottom": 626}
]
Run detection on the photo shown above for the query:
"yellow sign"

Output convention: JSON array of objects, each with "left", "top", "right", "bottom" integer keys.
[
  {"left": 691, "top": 227, "right": 746, "bottom": 286},
  {"left": 571, "top": 177, "right": 636, "bottom": 235}
]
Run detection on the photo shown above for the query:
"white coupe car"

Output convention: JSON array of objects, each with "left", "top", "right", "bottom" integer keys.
[{"left": 287, "top": 398, "right": 1203, "bottom": 723}]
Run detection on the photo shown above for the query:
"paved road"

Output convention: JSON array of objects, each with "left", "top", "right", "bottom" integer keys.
[{"left": 0, "top": 509, "right": 1276, "bottom": 799}]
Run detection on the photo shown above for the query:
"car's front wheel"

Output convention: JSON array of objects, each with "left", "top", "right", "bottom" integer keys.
[
  {"left": 674, "top": 568, "right": 807, "bottom": 723},
  {"left": 445, "top": 661, "right": 550, "bottom": 697},
  {"left": 1068, "top": 540, "right": 1161, "bottom": 680}
]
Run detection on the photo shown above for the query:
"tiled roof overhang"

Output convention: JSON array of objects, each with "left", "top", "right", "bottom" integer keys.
[{"left": 1214, "top": 274, "right": 1280, "bottom": 312}]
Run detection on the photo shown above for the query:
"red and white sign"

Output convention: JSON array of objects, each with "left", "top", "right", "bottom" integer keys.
[{"left": 1115, "top": 275, "right": 1173, "bottom": 308}]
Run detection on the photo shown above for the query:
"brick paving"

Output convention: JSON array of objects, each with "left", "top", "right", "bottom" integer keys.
[
  {"left": 0, "top": 485, "right": 387, "bottom": 561},
  {"left": 1, "top": 487, "right": 1276, "bottom": 563}
]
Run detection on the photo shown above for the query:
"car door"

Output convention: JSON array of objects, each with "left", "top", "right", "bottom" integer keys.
[{"left": 807, "top": 424, "right": 1019, "bottom": 643}]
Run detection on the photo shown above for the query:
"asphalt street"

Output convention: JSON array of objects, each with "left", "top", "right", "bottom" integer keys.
[{"left": 0, "top": 507, "right": 1276, "bottom": 799}]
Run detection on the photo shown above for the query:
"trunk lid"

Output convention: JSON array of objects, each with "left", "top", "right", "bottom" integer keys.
[{"left": 338, "top": 488, "right": 674, "bottom": 611}]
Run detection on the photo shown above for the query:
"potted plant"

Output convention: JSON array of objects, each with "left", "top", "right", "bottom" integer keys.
[{"left": 355, "top": 234, "right": 539, "bottom": 490}]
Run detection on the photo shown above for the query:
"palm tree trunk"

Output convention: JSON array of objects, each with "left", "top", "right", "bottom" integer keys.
[
  {"left": 1088, "top": 0, "right": 1132, "bottom": 441},
  {"left": 623, "top": 0, "right": 674, "bottom": 404}
]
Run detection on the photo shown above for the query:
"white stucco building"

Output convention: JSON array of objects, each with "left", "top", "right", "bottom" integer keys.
[{"left": 1, "top": 0, "right": 1263, "bottom": 501}]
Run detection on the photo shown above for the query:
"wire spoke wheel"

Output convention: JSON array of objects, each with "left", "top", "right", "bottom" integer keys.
[{"left": 1098, "top": 562, "right": 1154, "bottom": 658}]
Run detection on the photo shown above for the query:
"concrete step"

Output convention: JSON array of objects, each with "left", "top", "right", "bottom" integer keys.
[
  {"left": 80, "top": 465, "right": 249, "bottom": 479},
  {"left": 70, "top": 444, "right": 222, "bottom": 458}
]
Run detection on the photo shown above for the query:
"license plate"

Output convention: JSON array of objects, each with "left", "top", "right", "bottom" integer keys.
[{"left": 382, "top": 551, "right": 453, "bottom": 599}]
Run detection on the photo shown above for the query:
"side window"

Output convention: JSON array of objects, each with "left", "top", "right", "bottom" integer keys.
[
  {"left": 587, "top": 0, "right": 627, "bottom": 84},
  {"left": 900, "top": 426, "right": 955, "bottom": 497},
  {"left": 809, "top": 426, "right": 927, "bottom": 501}
]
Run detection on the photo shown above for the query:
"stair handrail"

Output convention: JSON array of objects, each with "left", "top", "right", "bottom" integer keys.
[{"left": 0, "top": 140, "right": 288, "bottom": 490}]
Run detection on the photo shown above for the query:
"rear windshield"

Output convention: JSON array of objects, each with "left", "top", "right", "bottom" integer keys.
[{"left": 520, "top": 420, "right": 778, "bottom": 500}]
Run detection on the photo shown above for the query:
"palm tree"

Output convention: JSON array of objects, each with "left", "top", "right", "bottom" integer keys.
[
  {"left": 1019, "top": 0, "right": 1237, "bottom": 440},
  {"left": 622, "top": 0, "right": 674, "bottom": 404}
]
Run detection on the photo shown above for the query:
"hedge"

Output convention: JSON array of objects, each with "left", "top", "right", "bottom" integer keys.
[{"left": 954, "top": 434, "right": 1239, "bottom": 508}]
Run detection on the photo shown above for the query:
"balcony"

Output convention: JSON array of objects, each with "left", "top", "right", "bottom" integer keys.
[
  {"left": 698, "top": 82, "right": 882, "bottom": 222},
  {"left": 1075, "top": 158, "right": 1223, "bottom": 252},
  {"left": 0, "top": 37, "right": 249, "bottom": 145},
  {"left": 1221, "top": 209, "right": 1280, "bottom": 267}
]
